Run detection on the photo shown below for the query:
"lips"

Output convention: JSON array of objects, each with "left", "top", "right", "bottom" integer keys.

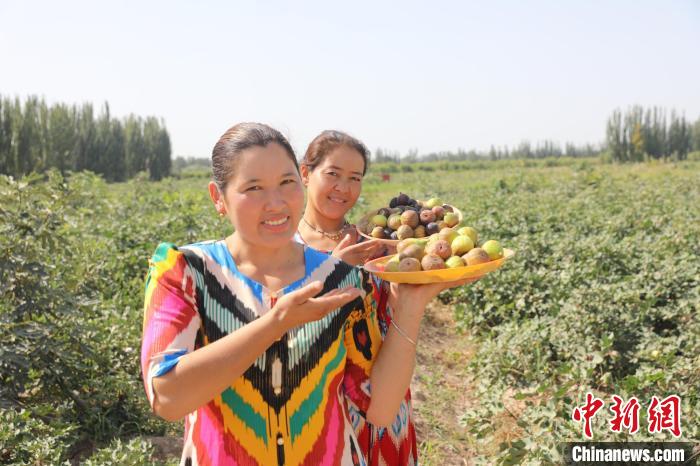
[
  {"left": 327, "top": 196, "right": 348, "bottom": 205},
  {"left": 261, "top": 216, "right": 290, "bottom": 228}
]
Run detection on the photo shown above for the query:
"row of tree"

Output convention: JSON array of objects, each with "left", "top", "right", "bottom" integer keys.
[
  {"left": 606, "top": 106, "right": 697, "bottom": 162},
  {"left": 375, "top": 108, "right": 700, "bottom": 164},
  {"left": 374, "top": 140, "right": 603, "bottom": 163},
  {"left": 0, "top": 95, "right": 171, "bottom": 181}
]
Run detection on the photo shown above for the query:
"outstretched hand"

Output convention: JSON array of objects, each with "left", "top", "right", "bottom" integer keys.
[
  {"left": 332, "top": 234, "right": 384, "bottom": 266},
  {"left": 273, "top": 280, "right": 363, "bottom": 329}
]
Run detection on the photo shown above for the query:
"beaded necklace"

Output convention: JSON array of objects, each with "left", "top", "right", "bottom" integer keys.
[{"left": 301, "top": 217, "right": 349, "bottom": 241}]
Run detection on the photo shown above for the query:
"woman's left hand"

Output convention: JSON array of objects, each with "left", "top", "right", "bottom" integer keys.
[{"left": 332, "top": 234, "right": 384, "bottom": 266}]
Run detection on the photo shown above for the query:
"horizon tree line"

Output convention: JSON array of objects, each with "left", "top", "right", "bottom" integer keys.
[
  {"left": 373, "top": 140, "right": 605, "bottom": 163},
  {"left": 2, "top": 95, "right": 699, "bottom": 179}
]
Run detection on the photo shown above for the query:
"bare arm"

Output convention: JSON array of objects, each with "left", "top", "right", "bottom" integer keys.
[
  {"left": 365, "top": 277, "right": 479, "bottom": 427},
  {"left": 152, "top": 282, "right": 362, "bottom": 421}
]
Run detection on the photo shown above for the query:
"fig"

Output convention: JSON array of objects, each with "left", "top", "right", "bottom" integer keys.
[
  {"left": 421, "top": 254, "right": 446, "bottom": 270},
  {"left": 463, "top": 247, "right": 491, "bottom": 265},
  {"left": 397, "top": 238, "right": 418, "bottom": 253},
  {"left": 390, "top": 231, "right": 398, "bottom": 240},
  {"left": 389, "top": 197, "right": 398, "bottom": 208},
  {"left": 398, "top": 257, "right": 421, "bottom": 272},
  {"left": 414, "top": 225, "right": 426, "bottom": 238},
  {"left": 457, "top": 226, "right": 478, "bottom": 245},
  {"left": 383, "top": 227, "right": 393, "bottom": 238},
  {"left": 399, "top": 244, "right": 425, "bottom": 261},
  {"left": 385, "top": 259, "right": 400, "bottom": 272},
  {"left": 439, "top": 228, "right": 458, "bottom": 244},
  {"left": 397, "top": 193, "right": 410, "bottom": 205},
  {"left": 442, "top": 204, "right": 454, "bottom": 213},
  {"left": 426, "top": 239, "right": 451, "bottom": 260},
  {"left": 425, "top": 222, "right": 440, "bottom": 235},
  {"left": 378, "top": 207, "right": 391, "bottom": 217},
  {"left": 444, "top": 212, "right": 460, "bottom": 228},
  {"left": 372, "top": 214, "right": 387, "bottom": 228},
  {"left": 451, "top": 235, "right": 474, "bottom": 256},
  {"left": 426, "top": 197, "right": 442, "bottom": 208},
  {"left": 401, "top": 210, "right": 420, "bottom": 228},
  {"left": 420, "top": 209, "right": 436, "bottom": 225},
  {"left": 387, "top": 214, "right": 402, "bottom": 230},
  {"left": 482, "top": 240, "right": 504, "bottom": 260},
  {"left": 445, "top": 256, "right": 465, "bottom": 268},
  {"left": 396, "top": 239, "right": 410, "bottom": 253},
  {"left": 397, "top": 225, "right": 414, "bottom": 240},
  {"left": 371, "top": 226, "right": 385, "bottom": 238},
  {"left": 432, "top": 205, "right": 445, "bottom": 220}
]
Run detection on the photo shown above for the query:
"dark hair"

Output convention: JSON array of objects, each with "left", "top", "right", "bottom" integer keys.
[
  {"left": 212, "top": 122, "right": 298, "bottom": 189},
  {"left": 302, "top": 130, "right": 370, "bottom": 176}
]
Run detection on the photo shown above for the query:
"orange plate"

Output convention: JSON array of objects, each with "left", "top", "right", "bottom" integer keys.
[
  {"left": 363, "top": 248, "right": 515, "bottom": 284},
  {"left": 356, "top": 204, "right": 463, "bottom": 245}
]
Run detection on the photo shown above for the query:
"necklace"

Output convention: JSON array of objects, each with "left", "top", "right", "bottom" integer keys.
[{"left": 302, "top": 217, "right": 349, "bottom": 241}]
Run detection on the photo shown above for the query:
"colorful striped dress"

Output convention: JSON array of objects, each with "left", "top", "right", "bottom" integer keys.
[
  {"left": 294, "top": 232, "right": 419, "bottom": 466},
  {"left": 141, "top": 240, "right": 386, "bottom": 466}
]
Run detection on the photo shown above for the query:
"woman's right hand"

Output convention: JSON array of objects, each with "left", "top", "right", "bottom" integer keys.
[
  {"left": 273, "top": 280, "right": 363, "bottom": 329},
  {"left": 332, "top": 234, "right": 384, "bottom": 266}
]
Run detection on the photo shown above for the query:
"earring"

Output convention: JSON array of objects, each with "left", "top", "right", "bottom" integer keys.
[{"left": 218, "top": 211, "right": 225, "bottom": 217}]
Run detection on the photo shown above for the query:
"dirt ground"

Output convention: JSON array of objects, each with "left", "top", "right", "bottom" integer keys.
[{"left": 411, "top": 301, "right": 477, "bottom": 466}]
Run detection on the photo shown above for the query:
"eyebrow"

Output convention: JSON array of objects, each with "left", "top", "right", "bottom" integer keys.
[
  {"left": 242, "top": 172, "right": 297, "bottom": 184},
  {"left": 327, "top": 165, "right": 363, "bottom": 176}
]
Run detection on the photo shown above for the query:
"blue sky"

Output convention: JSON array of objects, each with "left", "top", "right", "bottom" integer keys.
[{"left": 1, "top": 0, "right": 698, "bottom": 158}]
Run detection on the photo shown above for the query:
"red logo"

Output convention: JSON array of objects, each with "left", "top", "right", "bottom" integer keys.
[
  {"left": 609, "top": 395, "right": 641, "bottom": 434},
  {"left": 647, "top": 395, "right": 682, "bottom": 437},
  {"left": 572, "top": 393, "right": 683, "bottom": 438},
  {"left": 572, "top": 392, "right": 605, "bottom": 438}
]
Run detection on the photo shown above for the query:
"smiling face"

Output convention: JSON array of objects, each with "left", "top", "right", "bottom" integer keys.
[
  {"left": 301, "top": 145, "right": 366, "bottom": 221},
  {"left": 210, "top": 142, "right": 304, "bottom": 249}
]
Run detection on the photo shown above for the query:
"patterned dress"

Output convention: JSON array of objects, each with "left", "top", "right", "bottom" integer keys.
[
  {"left": 142, "top": 240, "right": 385, "bottom": 466},
  {"left": 293, "top": 232, "right": 419, "bottom": 466}
]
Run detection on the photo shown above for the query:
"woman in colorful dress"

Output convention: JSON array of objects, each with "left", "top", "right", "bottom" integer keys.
[
  {"left": 141, "top": 122, "right": 475, "bottom": 466},
  {"left": 296, "top": 130, "right": 418, "bottom": 465}
]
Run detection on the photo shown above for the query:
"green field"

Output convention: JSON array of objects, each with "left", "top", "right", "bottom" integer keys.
[{"left": 1, "top": 158, "right": 698, "bottom": 465}]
